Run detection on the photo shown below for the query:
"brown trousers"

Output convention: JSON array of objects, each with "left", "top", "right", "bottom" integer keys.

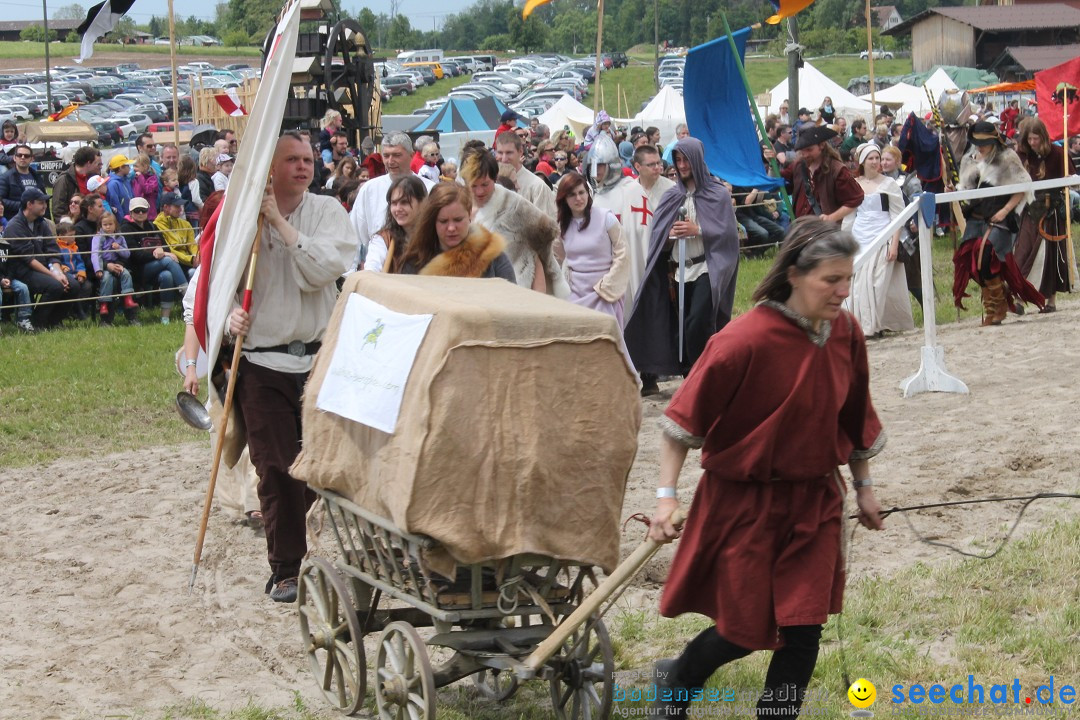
[{"left": 234, "top": 357, "right": 315, "bottom": 580}]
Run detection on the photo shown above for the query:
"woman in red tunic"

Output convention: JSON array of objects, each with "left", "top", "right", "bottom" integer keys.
[{"left": 648, "top": 216, "right": 886, "bottom": 719}]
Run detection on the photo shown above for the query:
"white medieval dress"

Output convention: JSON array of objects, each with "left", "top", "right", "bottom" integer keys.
[{"left": 847, "top": 175, "right": 914, "bottom": 335}]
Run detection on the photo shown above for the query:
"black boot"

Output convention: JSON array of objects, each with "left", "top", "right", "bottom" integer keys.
[
  {"left": 641, "top": 373, "right": 660, "bottom": 397},
  {"left": 650, "top": 658, "right": 690, "bottom": 718},
  {"left": 124, "top": 307, "right": 141, "bottom": 326}
]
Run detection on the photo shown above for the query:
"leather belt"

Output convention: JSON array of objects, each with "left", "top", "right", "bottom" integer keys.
[
  {"left": 248, "top": 340, "right": 322, "bottom": 357},
  {"left": 670, "top": 254, "right": 706, "bottom": 268}
]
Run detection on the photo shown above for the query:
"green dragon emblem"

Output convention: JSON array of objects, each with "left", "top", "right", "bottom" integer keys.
[{"left": 362, "top": 318, "right": 385, "bottom": 350}]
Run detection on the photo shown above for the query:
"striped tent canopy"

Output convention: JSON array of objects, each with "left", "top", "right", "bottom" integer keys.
[{"left": 409, "top": 96, "right": 522, "bottom": 133}]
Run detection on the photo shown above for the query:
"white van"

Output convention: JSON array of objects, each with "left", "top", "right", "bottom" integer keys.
[{"left": 397, "top": 49, "right": 444, "bottom": 64}]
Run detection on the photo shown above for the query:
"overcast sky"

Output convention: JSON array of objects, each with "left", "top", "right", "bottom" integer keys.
[{"left": 20, "top": 0, "right": 473, "bottom": 29}]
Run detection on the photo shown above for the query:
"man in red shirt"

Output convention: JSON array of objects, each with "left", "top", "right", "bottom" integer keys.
[{"left": 780, "top": 125, "right": 863, "bottom": 223}]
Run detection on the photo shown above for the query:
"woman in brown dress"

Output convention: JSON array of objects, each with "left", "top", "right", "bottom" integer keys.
[
  {"left": 648, "top": 217, "right": 885, "bottom": 719},
  {"left": 1013, "top": 117, "right": 1074, "bottom": 313}
]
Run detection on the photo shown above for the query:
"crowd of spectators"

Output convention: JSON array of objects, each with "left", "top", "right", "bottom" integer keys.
[{"left": 0, "top": 129, "right": 216, "bottom": 333}]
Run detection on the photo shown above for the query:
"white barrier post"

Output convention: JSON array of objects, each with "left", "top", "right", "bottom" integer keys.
[{"left": 899, "top": 191, "right": 969, "bottom": 398}]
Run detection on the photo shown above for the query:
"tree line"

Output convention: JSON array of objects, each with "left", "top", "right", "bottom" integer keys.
[{"left": 32, "top": 0, "right": 962, "bottom": 54}]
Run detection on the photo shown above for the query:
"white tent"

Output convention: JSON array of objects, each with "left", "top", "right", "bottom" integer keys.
[
  {"left": 767, "top": 62, "right": 874, "bottom": 121},
  {"left": 860, "top": 82, "right": 928, "bottom": 120},
  {"left": 924, "top": 67, "right": 959, "bottom": 101},
  {"left": 632, "top": 85, "right": 686, "bottom": 144},
  {"left": 635, "top": 85, "right": 685, "bottom": 123},
  {"left": 538, "top": 95, "right": 597, "bottom": 140}
]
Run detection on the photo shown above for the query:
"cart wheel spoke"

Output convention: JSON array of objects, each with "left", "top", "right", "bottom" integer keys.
[
  {"left": 297, "top": 558, "right": 367, "bottom": 716},
  {"left": 375, "top": 621, "right": 436, "bottom": 720},
  {"left": 548, "top": 617, "right": 614, "bottom": 720},
  {"left": 322, "top": 646, "right": 336, "bottom": 691}
]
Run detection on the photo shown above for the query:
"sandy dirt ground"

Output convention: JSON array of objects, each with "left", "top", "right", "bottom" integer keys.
[{"left": 4, "top": 304, "right": 1078, "bottom": 718}]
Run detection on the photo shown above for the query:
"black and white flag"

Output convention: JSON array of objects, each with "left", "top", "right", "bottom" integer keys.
[{"left": 75, "top": 0, "right": 136, "bottom": 64}]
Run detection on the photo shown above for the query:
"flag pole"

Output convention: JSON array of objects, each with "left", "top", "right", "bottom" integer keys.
[
  {"left": 592, "top": 0, "right": 604, "bottom": 113},
  {"left": 168, "top": 0, "right": 180, "bottom": 149},
  {"left": 718, "top": 11, "right": 793, "bottom": 218},
  {"left": 864, "top": 0, "right": 876, "bottom": 113},
  {"left": 189, "top": 215, "right": 265, "bottom": 591},
  {"left": 1064, "top": 92, "right": 1077, "bottom": 286}
]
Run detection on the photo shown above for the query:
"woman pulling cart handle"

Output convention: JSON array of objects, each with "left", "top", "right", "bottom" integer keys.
[{"left": 648, "top": 216, "right": 886, "bottom": 719}]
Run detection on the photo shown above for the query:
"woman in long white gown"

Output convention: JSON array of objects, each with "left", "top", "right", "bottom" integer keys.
[{"left": 845, "top": 143, "right": 914, "bottom": 336}]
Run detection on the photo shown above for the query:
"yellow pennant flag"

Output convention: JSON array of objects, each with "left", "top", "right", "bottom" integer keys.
[
  {"left": 765, "top": 0, "right": 816, "bottom": 24},
  {"left": 522, "top": 0, "right": 552, "bottom": 19}
]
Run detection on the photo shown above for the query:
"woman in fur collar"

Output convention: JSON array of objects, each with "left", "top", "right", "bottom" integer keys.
[
  {"left": 399, "top": 183, "right": 516, "bottom": 281},
  {"left": 461, "top": 148, "right": 570, "bottom": 298},
  {"left": 953, "top": 121, "right": 1044, "bottom": 326}
]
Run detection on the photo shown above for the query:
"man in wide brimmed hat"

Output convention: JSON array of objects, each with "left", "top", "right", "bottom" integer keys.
[{"left": 780, "top": 125, "right": 864, "bottom": 222}]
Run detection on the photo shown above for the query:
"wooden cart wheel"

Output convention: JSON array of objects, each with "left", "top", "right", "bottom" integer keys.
[
  {"left": 297, "top": 557, "right": 366, "bottom": 716},
  {"left": 548, "top": 617, "right": 614, "bottom": 720},
  {"left": 375, "top": 621, "right": 437, "bottom": 720},
  {"left": 471, "top": 668, "right": 520, "bottom": 701}
]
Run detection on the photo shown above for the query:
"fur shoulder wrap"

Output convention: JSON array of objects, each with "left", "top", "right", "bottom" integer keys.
[
  {"left": 958, "top": 147, "right": 1033, "bottom": 215},
  {"left": 420, "top": 225, "right": 506, "bottom": 278}
]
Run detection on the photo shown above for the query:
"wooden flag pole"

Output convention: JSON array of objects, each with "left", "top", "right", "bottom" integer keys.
[
  {"left": 592, "top": 0, "right": 605, "bottom": 113},
  {"left": 189, "top": 215, "right": 265, "bottom": 591},
  {"left": 167, "top": 0, "right": 180, "bottom": 149},
  {"left": 864, "top": 0, "right": 876, "bottom": 113},
  {"left": 617, "top": 82, "right": 623, "bottom": 118}
]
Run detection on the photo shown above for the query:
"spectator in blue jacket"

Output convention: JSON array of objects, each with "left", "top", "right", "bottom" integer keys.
[
  {"left": 0, "top": 145, "right": 47, "bottom": 221},
  {"left": 106, "top": 154, "right": 134, "bottom": 218}
]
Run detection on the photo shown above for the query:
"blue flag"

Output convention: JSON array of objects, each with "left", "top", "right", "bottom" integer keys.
[{"left": 684, "top": 28, "right": 782, "bottom": 190}]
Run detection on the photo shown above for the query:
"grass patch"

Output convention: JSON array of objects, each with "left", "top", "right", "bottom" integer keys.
[
  {"left": 0, "top": 308, "right": 189, "bottom": 468},
  {"left": 0, "top": 40, "right": 261, "bottom": 60},
  {"left": 596, "top": 65, "right": 658, "bottom": 117},
  {"left": 605, "top": 515, "right": 1080, "bottom": 719},
  {"left": 380, "top": 74, "right": 474, "bottom": 115},
  {"left": 126, "top": 694, "right": 330, "bottom": 719}
]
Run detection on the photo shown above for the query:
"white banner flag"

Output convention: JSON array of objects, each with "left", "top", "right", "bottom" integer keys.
[{"left": 316, "top": 295, "right": 433, "bottom": 434}]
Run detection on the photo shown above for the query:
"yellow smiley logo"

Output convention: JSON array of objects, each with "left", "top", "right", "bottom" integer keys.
[{"left": 848, "top": 678, "right": 877, "bottom": 708}]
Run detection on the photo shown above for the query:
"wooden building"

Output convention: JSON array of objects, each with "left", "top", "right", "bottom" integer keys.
[
  {"left": 884, "top": 4, "right": 1080, "bottom": 73},
  {"left": 0, "top": 19, "right": 80, "bottom": 42}
]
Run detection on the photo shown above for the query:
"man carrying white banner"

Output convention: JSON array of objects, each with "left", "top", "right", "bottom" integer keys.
[{"left": 226, "top": 131, "right": 357, "bottom": 603}]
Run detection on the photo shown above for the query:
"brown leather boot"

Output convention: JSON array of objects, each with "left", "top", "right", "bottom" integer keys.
[{"left": 983, "top": 277, "right": 1007, "bottom": 326}]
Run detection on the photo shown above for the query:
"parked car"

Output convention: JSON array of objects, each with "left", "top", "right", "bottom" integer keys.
[
  {"left": 7, "top": 104, "right": 32, "bottom": 121},
  {"left": 609, "top": 51, "right": 629, "bottom": 68},
  {"left": 89, "top": 120, "right": 123, "bottom": 145},
  {"left": 381, "top": 75, "right": 415, "bottom": 96},
  {"left": 860, "top": 49, "right": 894, "bottom": 60}
]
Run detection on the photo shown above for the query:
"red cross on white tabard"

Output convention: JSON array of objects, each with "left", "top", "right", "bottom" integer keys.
[{"left": 630, "top": 196, "right": 653, "bottom": 226}]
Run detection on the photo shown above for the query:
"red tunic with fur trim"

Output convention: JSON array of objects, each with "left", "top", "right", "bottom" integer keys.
[{"left": 659, "top": 302, "right": 883, "bottom": 650}]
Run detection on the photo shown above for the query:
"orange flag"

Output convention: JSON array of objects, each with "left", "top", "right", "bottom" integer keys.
[
  {"left": 46, "top": 104, "right": 80, "bottom": 122},
  {"left": 522, "top": 0, "right": 552, "bottom": 19},
  {"left": 765, "top": 0, "right": 815, "bottom": 24}
]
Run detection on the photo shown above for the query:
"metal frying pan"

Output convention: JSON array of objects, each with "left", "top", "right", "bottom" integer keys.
[{"left": 176, "top": 392, "right": 213, "bottom": 431}]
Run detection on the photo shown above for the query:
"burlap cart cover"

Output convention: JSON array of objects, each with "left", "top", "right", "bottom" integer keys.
[{"left": 292, "top": 272, "right": 642, "bottom": 575}]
